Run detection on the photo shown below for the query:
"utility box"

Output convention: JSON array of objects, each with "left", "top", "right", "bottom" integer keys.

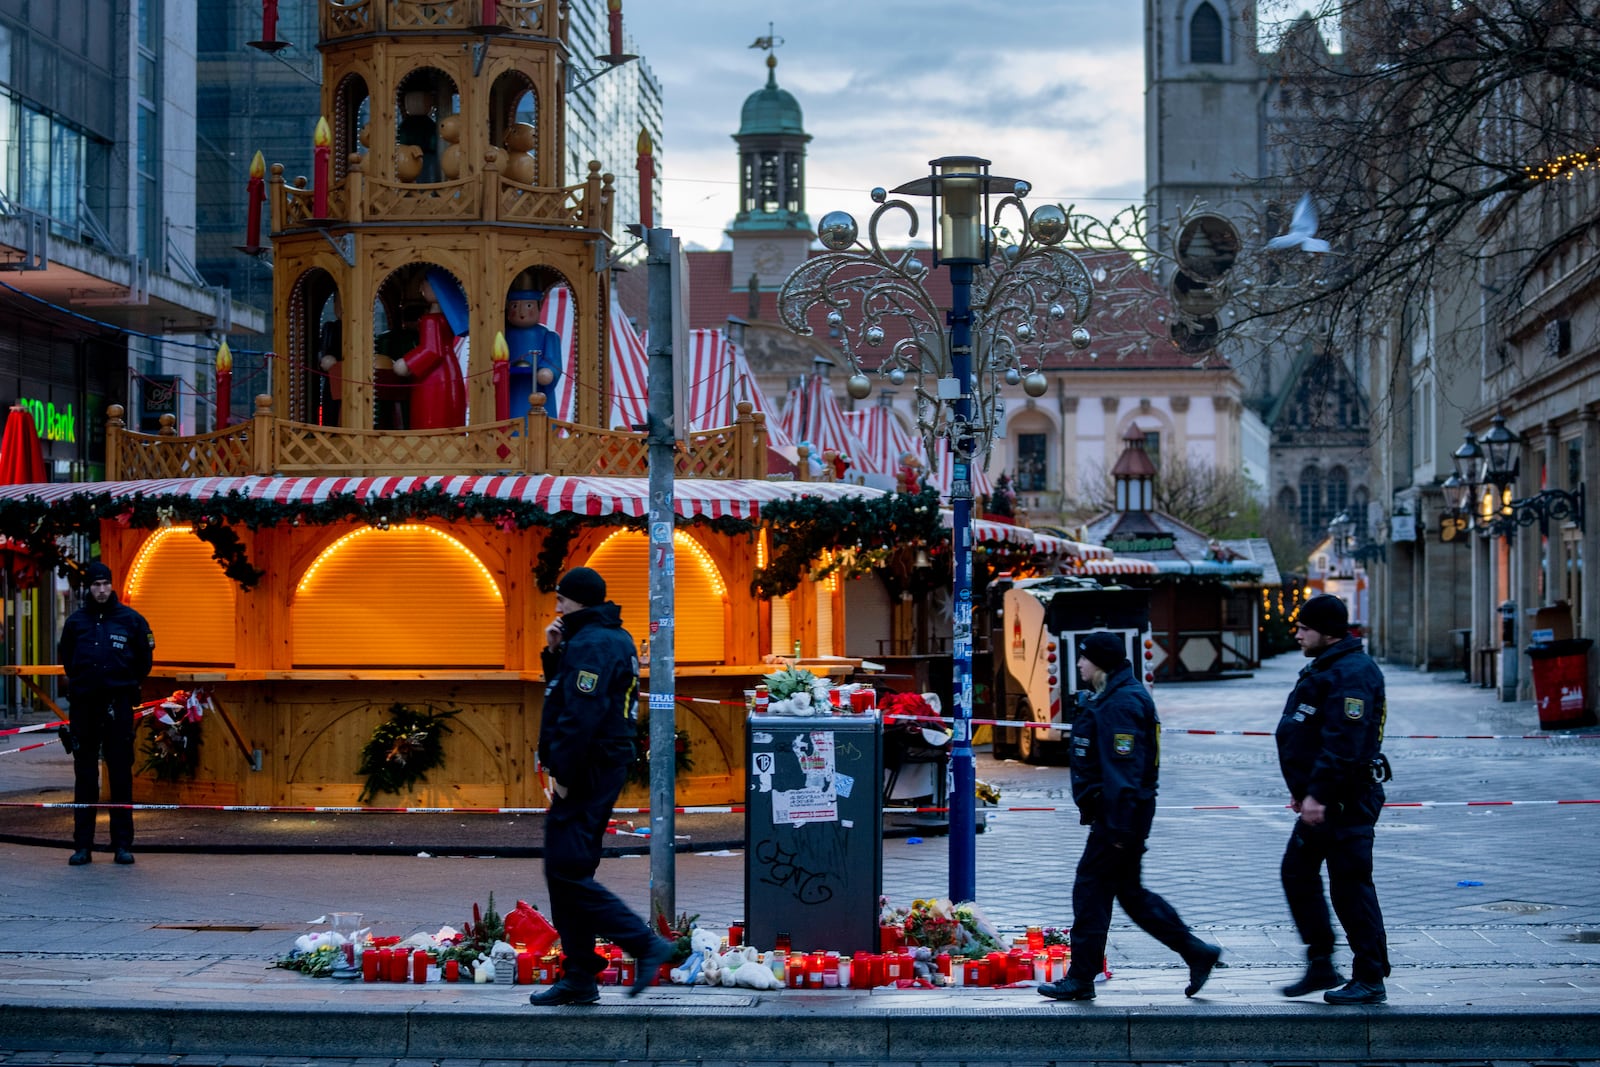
[{"left": 744, "top": 710, "right": 883, "bottom": 956}]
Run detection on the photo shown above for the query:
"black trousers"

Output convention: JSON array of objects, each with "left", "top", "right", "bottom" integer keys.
[
  {"left": 68, "top": 691, "right": 137, "bottom": 851},
  {"left": 1068, "top": 827, "right": 1202, "bottom": 981},
  {"left": 543, "top": 762, "right": 655, "bottom": 981},
  {"left": 1281, "top": 813, "right": 1390, "bottom": 982}
]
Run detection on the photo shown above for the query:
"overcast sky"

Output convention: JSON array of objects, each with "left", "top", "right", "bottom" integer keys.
[{"left": 623, "top": 2, "right": 1150, "bottom": 251}]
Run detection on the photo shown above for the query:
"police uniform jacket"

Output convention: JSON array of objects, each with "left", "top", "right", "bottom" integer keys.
[
  {"left": 538, "top": 601, "right": 639, "bottom": 789},
  {"left": 58, "top": 591, "right": 154, "bottom": 699},
  {"left": 1069, "top": 664, "right": 1160, "bottom": 842},
  {"left": 1275, "top": 635, "right": 1386, "bottom": 814}
]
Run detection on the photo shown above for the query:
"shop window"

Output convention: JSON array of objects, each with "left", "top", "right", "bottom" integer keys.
[
  {"left": 125, "top": 527, "right": 238, "bottom": 666},
  {"left": 585, "top": 529, "right": 727, "bottom": 664},
  {"left": 292, "top": 525, "right": 504, "bottom": 667}
]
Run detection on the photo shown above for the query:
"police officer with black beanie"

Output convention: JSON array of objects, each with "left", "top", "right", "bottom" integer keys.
[
  {"left": 529, "top": 566, "right": 674, "bottom": 1005},
  {"left": 58, "top": 561, "right": 154, "bottom": 866},
  {"left": 1277, "top": 593, "right": 1391, "bottom": 1005},
  {"left": 1039, "top": 631, "right": 1221, "bottom": 1002}
]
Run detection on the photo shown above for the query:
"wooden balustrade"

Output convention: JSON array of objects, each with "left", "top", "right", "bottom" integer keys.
[{"left": 105, "top": 395, "right": 772, "bottom": 481}]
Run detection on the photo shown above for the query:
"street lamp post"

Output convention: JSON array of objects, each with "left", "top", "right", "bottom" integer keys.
[
  {"left": 1444, "top": 417, "right": 1586, "bottom": 538},
  {"left": 777, "top": 156, "right": 1096, "bottom": 903}
]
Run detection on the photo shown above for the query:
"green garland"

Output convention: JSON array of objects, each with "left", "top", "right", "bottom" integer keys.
[
  {"left": 356, "top": 703, "right": 461, "bottom": 803},
  {"left": 0, "top": 484, "right": 944, "bottom": 599}
]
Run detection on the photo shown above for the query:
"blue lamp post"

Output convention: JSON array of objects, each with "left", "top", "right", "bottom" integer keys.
[{"left": 778, "top": 156, "right": 1096, "bottom": 903}]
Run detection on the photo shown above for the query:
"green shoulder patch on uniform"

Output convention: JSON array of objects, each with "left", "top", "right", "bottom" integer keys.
[
  {"left": 1344, "top": 697, "right": 1364, "bottom": 720},
  {"left": 1112, "top": 733, "right": 1135, "bottom": 757},
  {"left": 576, "top": 670, "right": 599, "bottom": 694}
]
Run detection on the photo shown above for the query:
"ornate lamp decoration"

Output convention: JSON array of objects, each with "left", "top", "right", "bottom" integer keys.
[{"left": 777, "top": 171, "right": 1095, "bottom": 474}]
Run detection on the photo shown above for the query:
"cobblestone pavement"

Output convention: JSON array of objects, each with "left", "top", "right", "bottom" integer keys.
[{"left": 0, "top": 654, "right": 1596, "bottom": 1063}]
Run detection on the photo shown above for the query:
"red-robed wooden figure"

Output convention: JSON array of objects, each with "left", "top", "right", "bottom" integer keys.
[{"left": 392, "top": 269, "right": 467, "bottom": 429}]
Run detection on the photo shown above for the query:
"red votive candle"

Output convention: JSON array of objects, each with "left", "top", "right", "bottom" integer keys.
[
  {"left": 728, "top": 923, "right": 743, "bottom": 947},
  {"left": 964, "top": 958, "right": 989, "bottom": 986},
  {"left": 413, "top": 949, "right": 429, "bottom": 984},
  {"left": 936, "top": 952, "right": 952, "bottom": 978},
  {"left": 445, "top": 959, "right": 460, "bottom": 982},
  {"left": 517, "top": 952, "right": 534, "bottom": 984},
  {"left": 387, "top": 949, "right": 408, "bottom": 982},
  {"left": 362, "top": 950, "right": 380, "bottom": 982},
  {"left": 807, "top": 952, "right": 826, "bottom": 987}
]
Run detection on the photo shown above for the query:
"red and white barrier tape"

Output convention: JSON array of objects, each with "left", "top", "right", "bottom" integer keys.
[
  {"left": 0, "top": 740, "right": 53, "bottom": 757},
  {"left": 1, "top": 798, "right": 1596, "bottom": 816},
  {"left": 0, "top": 720, "right": 59, "bottom": 739}
]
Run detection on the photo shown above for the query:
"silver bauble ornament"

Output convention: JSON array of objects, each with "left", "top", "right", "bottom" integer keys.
[
  {"left": 1013, "top": 180, "right": 1031, "bottom": 198},
  {"left": 870, "top": 186, "right": 887, "bottom": 204},
  {"left": 865, "top": 325, "right": 885, "bottom": 346},
  {"left": 1048, "top": 302, "right": 1067, "bottom": 321},
  {"left": 906, "top": 258, "right": 926, "bottom": 278},
  {"left": 826, "top": 310, "right": 844, "bottom": 328},
  {"left": 1015, "top": 321, "right": 1034, "bottom": 343},
  {"left": 1022, "top": 372, "right": 1049, "bottom": 398},
  {"left": 1027, "top": 203, "right": 1069, "bottom": 245},
  {"left": 846, "top": 373, "right": 872, "bottom": 400},
  {"left": 817, "top": 211, "right": 859, "bottom": 251},
  {"left": 1003, "top": 244, "right": 1021, "bottom": 264},
  {"left": 1004, "top": 367, "right": 1022, "bottom": 386},
  {"left": 888, "top": 367, "right": 907, "bottom": 386},
  {"left": 1071, "top": 326, "right": 1092, "bottom": 349}
]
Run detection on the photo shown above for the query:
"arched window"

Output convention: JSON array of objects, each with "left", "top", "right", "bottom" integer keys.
[
  {"left": 1276, "top": 486, "right": 1297, "bottom": 514},
  {"left": 1325, "top": 466, "right": 1349, "bottom": 526},
  {"left": 1189, "top": 2, "right": 1224, "bottom": 64},
  {"left": 1298, "top": 465, "right": 1321, "bottom": 538}
]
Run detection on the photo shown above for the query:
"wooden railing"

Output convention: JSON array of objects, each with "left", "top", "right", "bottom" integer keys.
[
  {"left": 105, "top": 397, "right": 773, "bottom": 482},
  {"left": 271, "top": 159, "right": 609, "bottom": 232},
  {"left": 322, "top": 0, "right": 558, "bottom": 41}
]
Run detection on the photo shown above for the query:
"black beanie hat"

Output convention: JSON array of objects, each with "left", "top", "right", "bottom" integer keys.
[
  {"left": 1295, "top": 593, "right": 1349, "bottom": 637},
  {"left": 85, "top": 561, "right": 113, "bottom": 584},
  {"left": 556, "top": 566, "right": 606, "bottom": 608},
  {"left": 1080, "top": 631, "right": 1129, "bottom": 673}
]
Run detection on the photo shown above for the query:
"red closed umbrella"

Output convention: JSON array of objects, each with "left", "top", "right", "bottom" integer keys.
[
  {"left": 0, "top": 405, "right": 46, "bottom": 486},
  {"left": 0, "top": 405, "right": 46, "bottom": 591}
]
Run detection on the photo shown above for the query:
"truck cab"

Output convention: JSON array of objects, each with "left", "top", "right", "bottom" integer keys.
[{"left": 986, "top": 576, "right": 1154, "bottom": 763}]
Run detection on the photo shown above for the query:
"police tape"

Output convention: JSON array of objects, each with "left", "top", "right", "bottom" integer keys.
[
  {"left": 1, "top": 798, "right": 1596, "bottom": 816},
  {"left": 0, "top": 740, "right": 53, "bottom": 757},
  {"left": 0, "top": 720, "right": 61, "bottom": 739}
]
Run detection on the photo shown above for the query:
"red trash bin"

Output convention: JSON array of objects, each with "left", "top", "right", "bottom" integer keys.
[{"left": 1526, "top": 638, "right": 1593, "bottom": 729}]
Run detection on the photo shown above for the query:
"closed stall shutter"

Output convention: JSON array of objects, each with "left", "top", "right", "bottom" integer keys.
[
  {"left": 125, "top": 527, "right": 238, "bottom": 666},
  {"left": 584, "top": 530, "right": 726, "bottom": 663}
]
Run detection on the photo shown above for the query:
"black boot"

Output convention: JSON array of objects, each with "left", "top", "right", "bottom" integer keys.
[
  {"left": 528, "top": 976, "right": 600, "bottom": 1006},
  {"left": 1037, "top": 976, "right": 1095, "bottom": 1001},
  {"left": 1282, "top": 955, "right": 1343, "bottom": 998},
  {"left": 1324, "top": 978, "right": 1386, "bottom": 1005},
  {"left": 1184, "top": 942, "right": 1223, "bottom": 997}
]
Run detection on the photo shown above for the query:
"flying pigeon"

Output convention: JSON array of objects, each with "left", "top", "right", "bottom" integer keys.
[{"left": 1265, "top": 193, "right": 1330, "bottom": 253}]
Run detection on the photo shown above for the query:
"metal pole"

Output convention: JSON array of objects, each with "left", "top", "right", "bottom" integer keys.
[
  {"left": 644, "top": 226, "right": 677, "bottom": 926},
  {"left": 947, "top": 261, "right": 977, "bottom": 904}
]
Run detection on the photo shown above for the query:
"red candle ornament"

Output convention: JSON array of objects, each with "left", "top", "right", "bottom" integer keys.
[
  {"left": 636, "top": 127, "right": 655, "bottom": 229},
  {"left": 312, "top": 116, "right": 331, "bottom": 219},
  {"left": 245, "top": 150, "right": 266, "bottom": 249},
  {"left": 607, "top": 0, "right": 623, "bottom": 58},
  {"left": 214, "top": 340, "right": 233, "bottom": 430},
  {"left": 492, "top": 330, "right": 510, "bottom": 421},
  {"left": 262, "top": 0, "right": 279, "bottom": 44}
]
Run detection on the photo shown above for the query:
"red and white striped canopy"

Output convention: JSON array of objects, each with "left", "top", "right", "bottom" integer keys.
[
  {"left": 924, "top": 437, "right": 995, "bottom": 500},
  {"left": 682, "top": 330, "right": 792, "bottom": 446},
  {"left": 0, "top": 476, "right": 878, "bottom": 522},
  {"left": 779, "top": 375, "right": 870, "bottom": 468},
  {"left": 1080, "top": 556, "right": 1160, "bottom": 574},
  {"left": 842, "top": 405, "right": 920, "bottom": 477}
]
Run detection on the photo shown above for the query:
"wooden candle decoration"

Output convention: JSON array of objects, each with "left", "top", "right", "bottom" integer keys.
[
  {"left": 214, "top": 340, "right": 233, "bottom": 429},
  {"left": 312, "top": 117, "right": 331, "bottom": 218},
  {"left": 244, "top": 151, "right": 266, "bottom": 249}
]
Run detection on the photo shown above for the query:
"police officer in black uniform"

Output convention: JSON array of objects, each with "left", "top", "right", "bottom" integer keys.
[
  {"left": 1039, "top": 631, "right": 1221, "bottom": 1001},
  {"left": 528, "top": 566, "right": 674, "bottom": 1006},
  {"left": 58, "top": 561, "right": 154, "bottom": 866},
  {"left": 1276, "top": 593, "right": 1391, "bottom": 1005}
]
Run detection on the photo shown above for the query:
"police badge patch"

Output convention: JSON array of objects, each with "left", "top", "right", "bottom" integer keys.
[
  {"left": 1113, "top": 733, "right": 1134, "bottom": 756},
  {"left": 1344, "top": 697, "right": 1364, "bottom": 719},
  {"left": 577, "top": 670, "right": 599, "bottom": 693}
]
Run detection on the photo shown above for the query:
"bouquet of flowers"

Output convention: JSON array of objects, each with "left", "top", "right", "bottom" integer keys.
[
  {"left": 904, "top": 898, "right": 961, "bottom": 952},
  {"left": 763, "top": 665, "right": 822, "bottom": 700}
]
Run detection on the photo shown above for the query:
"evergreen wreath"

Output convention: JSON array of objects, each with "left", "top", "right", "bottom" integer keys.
[
  {"left": 626, "top": 709, "right": 693, "bottom": 788},
  {"left": 356, "top": 703, "right": 461, "bottom": 802},
  {"left": 140, "top": 695, "right": 203, "bottom": 781}
]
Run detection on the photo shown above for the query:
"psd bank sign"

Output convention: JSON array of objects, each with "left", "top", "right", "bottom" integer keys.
[{"left": 17, "top": 397, "right": 76, "bottom": 443}]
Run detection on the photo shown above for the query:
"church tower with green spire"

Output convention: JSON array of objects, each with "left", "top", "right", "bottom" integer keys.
[{"left": 728, "top": 51, "right": 813, "bottom": 290}]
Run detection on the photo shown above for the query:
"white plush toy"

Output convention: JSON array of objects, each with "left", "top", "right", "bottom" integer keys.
[
  {"left": 720, "top": 946, "right": 783, "bottom": 989},
  {"left": 670, "top": 926, "right": 721, "bottom": 985}
]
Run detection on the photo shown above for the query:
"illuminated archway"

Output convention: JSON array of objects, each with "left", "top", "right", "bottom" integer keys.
[
  {"left": 125, "top": 526, "right": 238, "bottom": 666},
  {"left": 292, "top": 525, "right": 504, "bottom": 667},
  {"left": 584, "top": 530, "right": 727, "bottom": 663}
]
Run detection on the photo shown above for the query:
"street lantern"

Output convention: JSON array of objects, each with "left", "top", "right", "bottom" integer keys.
[
  {"left": 1440, "top": 473, "right": 1469, "bottom": 514},
  {"left": 1479, "top": 414, "right": 1521, "bottom": 486},
  {"left": 778, "top": 157, "right": 1096, "bottom": 904},
  {"left": 1451, "top": 432, "right": 1486, "bottom": 488}
]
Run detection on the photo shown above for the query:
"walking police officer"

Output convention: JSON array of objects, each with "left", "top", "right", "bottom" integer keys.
[
  {"left": 529, "top": 566, "right": 674, "bottom": 1005},
  {"left": 1277, "top": 593, "right": 1391, "bottom": 1005},
  {"left": 1039, "top": 631, "right": 1221, "bottom": 1002}
]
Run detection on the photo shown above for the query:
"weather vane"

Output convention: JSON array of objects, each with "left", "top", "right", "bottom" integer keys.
[{"left": 748, "top": 23, "right": 784, "bottom": 53}]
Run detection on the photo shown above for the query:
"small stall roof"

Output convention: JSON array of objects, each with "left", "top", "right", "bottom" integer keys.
[{"left": 1080, "top": 556, "right": 1161, "bottom": 575}]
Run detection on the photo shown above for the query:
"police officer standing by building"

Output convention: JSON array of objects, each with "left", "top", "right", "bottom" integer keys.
[
  {"left": 59, "top": 561, "right": 154, "bottom": 867},
  {"left": 528, "top": 566, "right": 674, "bottom": 1006},
  {"left": 1039, "top": 631, "right": 1221, "bottom": 1002},
  {"left": 1277, "top": 593, "right": 1391, "bottom": 1005}
]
